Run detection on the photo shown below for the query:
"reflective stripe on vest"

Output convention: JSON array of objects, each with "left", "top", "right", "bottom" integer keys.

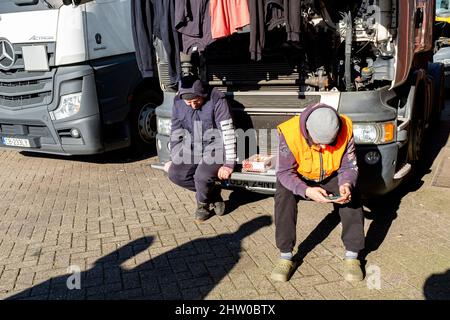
[{"left": 277, "top": 115, "right": 353, "bottom": 181}]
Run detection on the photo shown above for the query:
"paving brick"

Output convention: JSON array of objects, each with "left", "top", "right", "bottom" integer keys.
[
  {"left": 296, "top": 286, "right": 325, "bottom": 300},
  {"left": 179, "top": 276, "right": 213, "bottom": 290},
  {"left": 0, "top": 268, "right": 20, "bottom": 283},
  {"left": 160, "top": 282, "right": 182, "bottom": 299},
  {"left": 122, "top": 272, "right": 141, "bottom": 290},
  {"left": 101, "top": 235, "right": 131, "bottom": 244}
]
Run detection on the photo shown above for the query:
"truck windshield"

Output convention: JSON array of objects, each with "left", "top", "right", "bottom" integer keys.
[
  {"left": 437, "top": 0, "right": 450, "bottom": 16},
  {"left": 0, "top": 0, "right": 61, "bottom": 13}
]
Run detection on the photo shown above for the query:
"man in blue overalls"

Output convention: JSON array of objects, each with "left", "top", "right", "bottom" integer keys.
[{"left": 164, "top": 76, "right": 236, "bottom": 221}]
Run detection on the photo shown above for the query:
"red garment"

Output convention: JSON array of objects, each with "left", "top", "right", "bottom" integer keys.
[{"left": 210, "top": 0, "right": 250, "bottom": 39}]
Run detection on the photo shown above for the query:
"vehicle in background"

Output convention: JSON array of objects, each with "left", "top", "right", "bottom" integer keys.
[
  {"left": 0, "top": 0, "right": 162, "bottom": 156},
  {"left": 434, "top": 0, "right": 450, "bottom": 92},
  {"left": 153, "top": 0, "right": 445, "bottom": 198}
]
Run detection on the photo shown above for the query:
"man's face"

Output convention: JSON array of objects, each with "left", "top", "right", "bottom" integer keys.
[{"left": 184, "top": 96, "right": 205, "bottom": 109}]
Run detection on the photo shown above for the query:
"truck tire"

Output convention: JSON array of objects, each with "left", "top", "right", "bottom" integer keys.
[
  {"left": 129, "top": 91, "right": 161, "bottom": 155},
  {"left": 408, "top": 84, "right": 426, "bottom": 166}
]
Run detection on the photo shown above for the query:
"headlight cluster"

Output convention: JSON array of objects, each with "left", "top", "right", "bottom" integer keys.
[
  {"left": 353, "top": 121, "right": 396, "bottom": 145},
  {"left": 157, "top": 117, "right": 172, "bottom": 136},
  {"left": 50, "top": 93, "right": 82, "bottom": 121}
]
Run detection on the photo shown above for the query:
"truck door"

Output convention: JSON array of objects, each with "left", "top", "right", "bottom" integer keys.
[{"left": 84, "top": 0, "right": 134, "bottom": 60}]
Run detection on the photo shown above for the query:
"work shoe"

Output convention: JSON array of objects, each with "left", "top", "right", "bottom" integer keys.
[
  {"left": 211, "top": 200, "right": 226, "bottom": 216},
  {"left": 210, "top": 187, "right": 226, "bottom": 216},
  {"left": 194, "top": 202, "right": 210, "bottom": 222},
  {"left": 270, "top": 259, "right": 295, "bottom": 282},
  {"left": 343, "top": 259, "right": 364, "bottom": 282}
]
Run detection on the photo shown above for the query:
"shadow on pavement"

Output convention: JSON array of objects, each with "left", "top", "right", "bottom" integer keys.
[
  {"left": 225, "top": 189, "right": 271, "bottom": 215},
  {"left": 423, "top": 269, "right": 450, "bottom": 300},
  {"left": 358, "top": 179, "right": 423, "bottom": 273},
  {"left": 6, "top": 216, "right": 272, "bottom": 300},
  {"left": 19, "top": 144, "right": 157, "bottom": 165},
  {"left": 292, "top": 209, "right": 341, "bottom": 264}
]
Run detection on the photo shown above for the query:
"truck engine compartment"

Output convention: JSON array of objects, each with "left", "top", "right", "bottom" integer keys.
[{"left": 194, "top": 0, "right": 398, "bottom": 93}]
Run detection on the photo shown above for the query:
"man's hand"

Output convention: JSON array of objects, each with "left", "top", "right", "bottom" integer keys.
[
  {"left": 305, "top": 187, "right": 333, "bottom": 203},
  {"left": 163, "top": 161, "right": 172, "bottom": 173},
  {"left": 334, "top": 183, "right": 352, "bottom": 205},
  {"left": 218, "top": 166, "right": 233, "bottom": 180}
]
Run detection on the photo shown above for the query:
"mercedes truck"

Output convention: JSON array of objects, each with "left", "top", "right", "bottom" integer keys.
[{"left": 0, "top": 0, "right": 161, "bottom": 155}]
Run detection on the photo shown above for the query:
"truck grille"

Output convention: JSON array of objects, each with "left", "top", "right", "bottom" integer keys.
[
  {"left": 207, "top": 63, "right": 300, "bottom": 84},
  {"left": 8, "top": 42, "right": 56, "bottom": 71},
  {"left": 0, "top": 42, "right": 56, "bottom": 109}
]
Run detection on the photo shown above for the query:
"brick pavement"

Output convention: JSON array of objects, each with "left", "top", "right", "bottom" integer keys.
[{"left": 0, "top": 106, "right": 449, "bottom": 300}]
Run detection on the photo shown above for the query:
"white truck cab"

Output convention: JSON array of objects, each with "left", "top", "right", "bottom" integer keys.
[{"left": 0, "top": 0, "right": 161, "bottom": 155}]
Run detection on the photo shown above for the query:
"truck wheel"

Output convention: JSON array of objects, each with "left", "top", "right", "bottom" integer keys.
[
  {"left": 409, "top": 114, "right": 425, "bottom": 163},
  {"left": 407, "top": 86, "right": 427, "bottom": 171},
  {"left": 129, "top": 91, "right": 161, "bottom": 155}
]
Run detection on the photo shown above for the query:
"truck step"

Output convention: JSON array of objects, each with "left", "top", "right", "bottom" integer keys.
[
  {"left": 394, "top": 163, "right": 412, "bottom": 180},
  {"left": 150, "top": 163, "right": 165, "bottom": 171}
]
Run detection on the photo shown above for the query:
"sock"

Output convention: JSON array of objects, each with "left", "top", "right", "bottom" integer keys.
[
  {"left": 345, "top": 250, "right": 358, "bottom": 260},
  {"left": 280, "top": 252, "right": 293, "bottom": 261}
]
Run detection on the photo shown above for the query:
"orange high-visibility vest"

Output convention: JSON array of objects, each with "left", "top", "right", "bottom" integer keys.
[{"left": 277, "top": 114, "right": 353, "bottom": 181}]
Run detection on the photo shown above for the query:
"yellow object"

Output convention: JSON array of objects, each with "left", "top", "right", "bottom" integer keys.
[
  {"left": 436, "top": 15, "right": 450, "bottom": 24},
  {"left": 277, "top": 114, "right": 353, "bottom": 182},
  {"left": 383, "top": 122, "right": 395, "bottom": 143}
]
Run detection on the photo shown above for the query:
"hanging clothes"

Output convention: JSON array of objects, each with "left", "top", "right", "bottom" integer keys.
[
  {"left": 174, "top": 0, "right": 214, "bottom": 54},
  {"left": 210, "top": 0, "right": 251, "bottom": 39},
  {"left": 265, "top": 0, "right": 284, "bottom": 31},
  {"left": 284, "top": 0, "right": 302, "bottom": 42},
  {"left": 131, "top": 0, "right": 154, "bottom": 78},
  {"left": 265, "top": 0, "right": 302, "bottom": 39},
  {"left": 131, "top": 0, "right": 181, "bottom": 85},
  {"left": 248, "top": 0, "right": 266, "bottom": 61}
]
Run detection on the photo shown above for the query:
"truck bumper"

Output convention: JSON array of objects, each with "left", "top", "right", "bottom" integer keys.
[
  {"left": 153, "top": 140, "right": 403, "bottom": 198},
  {"left": 0, "top": 107, "right": 104, "bottom": 156},
  {"left": 0, "top": 65, "right": 105, "bottom": 155},
  {"left": 355, "top": 143, "right": 403, "bottom": 198}
]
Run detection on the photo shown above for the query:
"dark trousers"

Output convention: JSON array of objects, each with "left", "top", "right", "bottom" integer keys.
[
  {"left": 274, "top": 175, "right": 365, "bottom": 253},
  {"left": 168, "top": 162, "right": 222, "bottom": 203}
]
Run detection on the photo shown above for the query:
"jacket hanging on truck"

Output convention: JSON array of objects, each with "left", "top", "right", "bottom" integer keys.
[
  {"left": 131, "top": 0, "right": 181, "bottom": 85},
  {"left": 175, "top": 0, "right": 215, "bottom": 54}
]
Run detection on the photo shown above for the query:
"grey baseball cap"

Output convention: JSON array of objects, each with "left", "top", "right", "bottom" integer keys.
[{"left": 306, "top": 108, "right": 340, "bottom": 144}]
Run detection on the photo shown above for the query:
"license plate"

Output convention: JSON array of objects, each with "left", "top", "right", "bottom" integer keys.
[
  {"left": 2, "top": 137, "right": 31, "bottom": 148},
  {"left": 227, "top": 179, "right": 276, "bottom": 189}
]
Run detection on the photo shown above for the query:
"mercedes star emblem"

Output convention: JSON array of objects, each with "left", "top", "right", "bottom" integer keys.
[{"left": 0, "top": 38, "right": 16, "bottom": 70}]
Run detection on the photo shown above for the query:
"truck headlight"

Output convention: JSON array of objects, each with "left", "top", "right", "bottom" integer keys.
[
  {"left": 50, "top": 93, "right": 82, "bottom": 121},
  {"left": 157, "top": 117, "right": 172, "bottom": 136},
  {"left": 353, "top": 121, "right": 396, "bottom": 144}
]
